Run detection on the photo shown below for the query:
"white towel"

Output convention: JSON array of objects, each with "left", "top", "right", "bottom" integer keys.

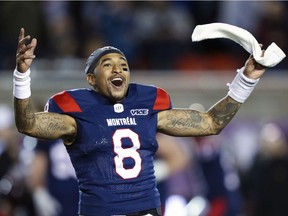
[{"left": 191, "top": 23, "right": 286, "bottom": 67}]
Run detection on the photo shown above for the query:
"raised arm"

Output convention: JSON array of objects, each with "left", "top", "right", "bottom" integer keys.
[
  {"left": 158, "top": 54, "right": 266, "bottom": 136},
  {"left": 13, "top": 28, "right": 76, "bottom": 144}
]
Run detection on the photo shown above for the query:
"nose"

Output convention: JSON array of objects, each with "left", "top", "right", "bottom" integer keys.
[{"left": 112, "top": 64, "right": 121, "bottom": 73}]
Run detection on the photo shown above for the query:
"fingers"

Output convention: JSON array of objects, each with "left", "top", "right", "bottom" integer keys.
[
  {"left": 17, "top": 28, "right": 37, "bottom": 58},
  {"left": 30, "top": 38, "right": 37, "bottom": 53},
  {"left": 16, "top": 44, "right": 36, "bottom": 61},
  {"left": 17, "top": 28, "right": 37, "bottom": 50},
  {"left": 18, "top": 35, "right": 31, "bottom": 53},
  {"left": 16, "top": 28, "right": 37, "bottom": 72},
  {"left": 23, "top": 38, "right": 37, "bottom": 56},
  {"left": 18, "top": 28, "right": 25, "bottom": 41},
  {"left": 18, "top": 28, "right": 28, "bottom": 52},
  {"left": 258, "top": 43, "right": 266, "bottom": 57},
  {"left": 16, "top": 52, "right": 36, "bottom": 62}
]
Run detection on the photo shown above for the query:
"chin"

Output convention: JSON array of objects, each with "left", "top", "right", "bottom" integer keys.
[{"left": 111, "top": 94, "right": 125, "bottom": 103}]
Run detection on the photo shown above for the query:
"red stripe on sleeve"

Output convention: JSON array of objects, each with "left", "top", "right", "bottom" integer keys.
[
  {"left": 52, "top": 91, "right": 82, "bottom": 112},
  {"left": 153, "top": 88, "right": 171, "bottom": 110}
]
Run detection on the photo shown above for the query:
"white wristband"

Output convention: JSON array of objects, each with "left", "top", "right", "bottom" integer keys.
[
  {"left": 227, "top": 67, "right": 260, "bottom": 103},
  {"left": 13, "top": 68, "right": 31, "bottom": 99}
]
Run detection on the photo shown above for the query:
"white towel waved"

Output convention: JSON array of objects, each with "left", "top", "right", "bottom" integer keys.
[{"left": 191, "top": 23, "right": 286, "bottom": 67}]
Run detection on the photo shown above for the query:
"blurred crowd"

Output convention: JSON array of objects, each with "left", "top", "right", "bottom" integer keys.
[
  {"left": 0, "top": 1, "right": 287, "bottom": 72},
  {"left": 1, "top": 101, "right": 288, "bottom": 216}
]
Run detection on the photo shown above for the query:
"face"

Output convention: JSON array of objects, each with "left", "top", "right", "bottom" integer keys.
[{"left": 87, "top": 53, "right": 130, "bottom": 103}]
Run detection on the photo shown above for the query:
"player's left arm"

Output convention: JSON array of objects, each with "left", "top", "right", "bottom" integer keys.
[
  {"left": 158, "top": 54, "right": 266, "bottom": 137},
  {"left": 157, "top": 96, "right": 240, "bottom": 136}
]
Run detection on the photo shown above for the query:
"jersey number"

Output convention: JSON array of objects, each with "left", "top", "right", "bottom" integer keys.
[{"left": 113, "top": 129, "right": 142, "bottom": 179}]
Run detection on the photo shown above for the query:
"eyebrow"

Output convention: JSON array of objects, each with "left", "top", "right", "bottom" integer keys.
[{"left": 100, "top": 56, "right": 127, "bottom": 65}]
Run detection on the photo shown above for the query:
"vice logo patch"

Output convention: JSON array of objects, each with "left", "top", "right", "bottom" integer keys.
[{"left": 130, "top": 109, "right": 149, "bottom": 116}]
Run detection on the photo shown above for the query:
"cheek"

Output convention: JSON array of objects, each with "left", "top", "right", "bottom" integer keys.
[
  {"left": 95, "top": 74, "right": 109, "bottom": 91},
  {"left": 96, "top": 69, "right": 110, "bottom": 81},
  {"left": 126, "top": 74, "right": 131, "bottom": 83}
]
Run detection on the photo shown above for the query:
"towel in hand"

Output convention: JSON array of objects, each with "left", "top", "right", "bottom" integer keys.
[{"left": 191, "top": 22, "right": 286, "bottom": 67}]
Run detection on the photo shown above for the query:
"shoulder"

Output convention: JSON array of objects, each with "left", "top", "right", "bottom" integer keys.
[
  {"left": 130, "top": 83, "right": 172, "bottom": 111},
  {"left": 46, "top": 88, "right": 92, "bottom": 113},
  {"left": 131, "top": 83, "right": 169, "bottom": 95},
  {"left": 51, "top": 88, "right": 92, "bottom": 100}
]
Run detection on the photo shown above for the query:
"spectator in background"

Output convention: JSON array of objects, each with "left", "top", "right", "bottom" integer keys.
[
  {"left": 80, "top": 1, "right": 194, "bottom": 70},
  {"left": 133, "top": 1, "right": 194, "bottom": 70},
  {"left": 154, "top": 133, "right": 190, "bottom": 215},
  {"left": 178, "top": 1, "right": 266, "bottom": 72},
  {"left": 241, "top": 121, "right": 288, "bottom": 216},
  {"left": 217, "top": 1, "right": 265, "bottom": 35},
  {"left": 0, "top": 105, "right": 16, "bottom": 179},
  {"left": 213, "top": 1, "right": 287, "bottom": 72},
  {"left": 175, "top": 1, "right": 259, "bottom": 72},
  {"left": 162, "top": 126, "right": 230, "bottom": 216},
  {"left": 256, "top": 1, "right": 288, "bottom": 70},
  {"left": 80, "top": 2, "right": 138, "bottom": 67},
  {"left": 188, "top": 135, "right": 229, "bottom": 216},
  {"left": 27, "top": 138, "right": 79, "bottom": 216},
  {"left": 0, "top": 1, "right": 44, "bottom": 71},
  {"left": 220, "top": 120, "right": 259, "bottom": 216},
  {"left": 182, "top": 1, "right": 219, "bottom": 25},
  {"left": 0, "top": 104, "right": 35, "bottom": 216},
  {"left": 41, "top": 1, "right": 79, "bottom": 59}
]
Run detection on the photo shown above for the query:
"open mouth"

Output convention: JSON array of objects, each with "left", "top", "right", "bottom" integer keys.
[{"left": 111, "top": 77, "right": 124, "bottom": 87}]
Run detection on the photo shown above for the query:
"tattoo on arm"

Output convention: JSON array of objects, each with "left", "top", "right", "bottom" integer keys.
[
  {"left": 14, "top": 97, "right": 36, "bottom": 131},
  {"left": 208, "top": 97, "right": 240, "bottom": 128},
  {"left": 165, "top": 109, "right": 211, "bottom": 134},
  {"left": 161, "top": 96, "right": 241, "bottom": 136},
  {"left": 14, "top": 97, "right": 74, "bottom": 140},
  {"left": 33, "top": 114, "right": 70, "bottom": 138}
]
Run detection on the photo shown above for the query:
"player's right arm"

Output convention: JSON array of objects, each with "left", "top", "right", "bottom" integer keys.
[
  {"left": 14, "top": 28, "right": 77, "bottom": 145},
  {"left": 14, "top": 98, "right": 77, "bottom": 144}
]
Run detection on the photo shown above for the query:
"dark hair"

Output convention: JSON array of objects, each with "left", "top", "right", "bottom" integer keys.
[{"left": 85, "top": 46, "right": 126, "bottom": 74}]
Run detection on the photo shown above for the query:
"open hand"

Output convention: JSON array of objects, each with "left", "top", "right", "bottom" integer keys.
[{"left": 16, "top": 28, "right": 37, "bottom": 73}]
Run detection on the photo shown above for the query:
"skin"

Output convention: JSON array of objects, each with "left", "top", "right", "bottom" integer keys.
[{"left": 14, "top": 28, "right": 267, "bottom": 145}]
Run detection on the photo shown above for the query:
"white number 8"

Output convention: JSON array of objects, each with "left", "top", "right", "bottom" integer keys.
[{"left": 113, "top": 129, "right": 142, "bottom": 179}]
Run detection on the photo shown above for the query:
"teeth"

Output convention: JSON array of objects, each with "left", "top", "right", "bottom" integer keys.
[
  {"left": 111, "top": 77, "right": 124, "bottom": 87},
  {"left": 112, "top": 77, "right": 123, "bottom": 82}
]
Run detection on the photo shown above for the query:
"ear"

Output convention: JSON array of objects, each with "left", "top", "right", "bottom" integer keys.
[{"left": 86, "top": 74, "right": 95, "bottom": 87}]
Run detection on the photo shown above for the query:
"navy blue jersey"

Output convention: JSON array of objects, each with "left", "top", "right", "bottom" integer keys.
[{"left": 45, "top": 83, "right": 172, "bottom": 216}]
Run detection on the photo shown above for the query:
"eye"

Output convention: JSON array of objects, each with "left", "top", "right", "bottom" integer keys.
[
  {"left": 121, "top": 63, "right": 129, "bottom": 71},
  {"left": 103, "top": 63, "right": 112, "bottom": 68}
]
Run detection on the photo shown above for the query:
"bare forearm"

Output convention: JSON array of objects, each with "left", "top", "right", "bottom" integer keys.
[
  {"left": 207, "top": 95, "right": 241, "bottom": 133},
  {"left": 158, "top": 96, "right": 241, "bottom": 136},
  {"left": 14, "top": 97, "right": 36, "bottom": 133}
]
